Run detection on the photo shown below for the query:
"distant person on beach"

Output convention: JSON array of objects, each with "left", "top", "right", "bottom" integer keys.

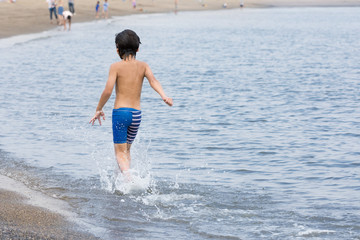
[
  {"left": 68, "top": 0, "right": 75, "bottom": 14},
  {"left": 132, "top": 0, "right": 136, "bottom": 9},
  {"left": 62, "top": 10, "right": 73, "bottom": 31},
  {"left": 47, "top": 0, "right": 58, "bottom": 24},
  {"left": 89, "top": 29, "right": 173, "bottom": 176},
  {"left": 95, "top": 1, "right": 100, "bottom": 18},
  {"left": 102, "top": 0, "right": 109, "bottom": 18},
  {"left": 58, "top": 0, "right": 64, "bottom": 25}
]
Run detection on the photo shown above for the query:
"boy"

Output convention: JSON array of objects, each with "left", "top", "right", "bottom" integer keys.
[{"left": 90, "top": 29, "right": 173, "bottom": 175}]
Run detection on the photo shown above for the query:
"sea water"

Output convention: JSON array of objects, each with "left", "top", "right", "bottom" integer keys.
[{"left": 0, "top": 7, "right": 360, "bottom": 239}]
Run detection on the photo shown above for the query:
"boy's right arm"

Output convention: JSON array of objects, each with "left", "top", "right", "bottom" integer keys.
[
  {"left": 144, "top": 63, "right": 173, "bottom": 106},
  {"left": 89, "top": 63, "right": 117, "bottom": 125}
]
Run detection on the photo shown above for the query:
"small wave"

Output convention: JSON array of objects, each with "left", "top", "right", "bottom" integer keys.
[
  {"left": 190, "top": 229, "right": 241, "bottom": 240},
  {"left": 336, "top": 132, "right": 360, "bottom": 138},
  {"left": 298, "top": 229, "right": 336, "bottom": 237},
  {"left": 0, "top": 30, "right": 61, "bottom": 49},
  {"left": 258, "top": 151, "right": 277, "bottom": 155},
  {"left": 245, "top": 118, "right": 268, "bottom": 123},
  {"left": 137, "top": 192, "right": 201, "bottom": 207}
]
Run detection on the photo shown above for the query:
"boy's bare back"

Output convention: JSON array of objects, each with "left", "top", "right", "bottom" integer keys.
[
  {"left": 107, "top": 58, "right": 169, "bottom": 111},
  {"left": 111, "top": 59, "right": 147, "bottom": 110}
]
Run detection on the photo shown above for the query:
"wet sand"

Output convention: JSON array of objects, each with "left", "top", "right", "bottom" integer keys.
[
  {"left": 0, "top": 191, "right": 99, "bottom": 239},
  {"left": 0, "top": 0, "right": 359, "bottom": 39}
]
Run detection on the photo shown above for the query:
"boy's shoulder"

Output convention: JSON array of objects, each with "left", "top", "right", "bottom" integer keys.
[{"left": 111, "top": 60, "right": 148, "bottom": 68}]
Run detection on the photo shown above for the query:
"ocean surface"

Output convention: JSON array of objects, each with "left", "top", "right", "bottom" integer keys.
[{"left": 1, "top": 7, "right": 360, "bottom": 239}]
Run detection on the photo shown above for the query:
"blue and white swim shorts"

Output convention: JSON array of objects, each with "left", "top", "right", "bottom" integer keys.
[{"left": 112, "top": 108, "right": 142, "bottom": 144}]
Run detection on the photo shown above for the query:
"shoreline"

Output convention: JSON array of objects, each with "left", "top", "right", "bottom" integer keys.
[
  {"left": 0, "top": 174, "right": 98, "bottom": 239},
  {"left": 0, "top": 0, "right": 360, "bottom": 39}
]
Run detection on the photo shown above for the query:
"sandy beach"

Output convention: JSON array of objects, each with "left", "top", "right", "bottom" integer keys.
[
  {"left": 0, "top": 174, "right": 98, "bottom": 239},
  {"left": 0, "top": 0, "right": 359, "bottom": 38}
]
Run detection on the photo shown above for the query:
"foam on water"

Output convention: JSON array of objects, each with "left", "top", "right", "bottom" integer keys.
[
  {"left": 0, "top": 28, "right": 63, "bottom": 49},
  {"left": 295, "top": 224, "right": 337, "bottom": 237},
  {"left": 136, "top": 192, "right": 202, "bottom": 207},
  {"left": 113, "top": 169, "right": 153, "bottom": 195},
  {"left": 92, "top": 130, "right": 154, "bottom": 195}
]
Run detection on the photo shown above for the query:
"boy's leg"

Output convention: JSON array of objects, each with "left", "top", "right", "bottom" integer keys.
[
  {"left": 112, "top": 108, "right": 140, "bottom": 174},
  {"left": 114, "top": 143, "right": 131, "bottom": 172}
]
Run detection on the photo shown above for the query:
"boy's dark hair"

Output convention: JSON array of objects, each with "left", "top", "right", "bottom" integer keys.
[{"left": 115, "top": 29, "right": 141, "bottom": 60}]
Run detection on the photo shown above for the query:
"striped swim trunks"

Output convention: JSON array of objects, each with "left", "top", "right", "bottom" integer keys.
[{"left": 112, "top": 108, "right": 142, "bottom": 144}]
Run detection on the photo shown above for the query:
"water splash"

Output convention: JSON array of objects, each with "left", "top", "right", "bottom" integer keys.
[
  {"left": 93, "top": 131, "right": 154, "bottom": 195},
  {"left": 114, "top": 169, "right": 153, "bottom": 195}
]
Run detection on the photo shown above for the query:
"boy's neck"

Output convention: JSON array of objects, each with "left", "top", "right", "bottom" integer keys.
[{"left": 122, "top": 56, "right": 136, "bottom": 61}]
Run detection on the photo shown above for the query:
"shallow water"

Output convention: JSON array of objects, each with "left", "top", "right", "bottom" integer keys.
[{"left": 1, "top": 7, "right": 360, "bottom": 239}]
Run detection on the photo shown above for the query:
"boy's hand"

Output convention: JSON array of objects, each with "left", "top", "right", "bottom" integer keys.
[
  {"left": 89, "top": 110, "right": 105, "bottom": 126},
  {"left": 163, "top": 97, "right": 173, "bottom": 107}
]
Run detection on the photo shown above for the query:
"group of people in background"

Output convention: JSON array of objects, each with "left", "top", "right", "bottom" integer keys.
[
  {"left": 95, "top": 0, "right": 109, "bottom": 19},
  {"left": 47, "top": 0, "right": 74, "bottom": 30},
  {"left": 95, "top": 0, "right": 137, "bottom": 19},
  {"left": 47, "top": 0, "right": 111, "bottom": 29}
]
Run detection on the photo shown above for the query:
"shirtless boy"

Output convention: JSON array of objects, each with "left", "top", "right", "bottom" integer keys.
[{"left": 90, "top": 29, "right": 173, "bottom": 174}]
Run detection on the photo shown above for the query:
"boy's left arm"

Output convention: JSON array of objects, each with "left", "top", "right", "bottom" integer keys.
[{"left": 144, "top": 63, "right": 173, "bottom": 107}]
